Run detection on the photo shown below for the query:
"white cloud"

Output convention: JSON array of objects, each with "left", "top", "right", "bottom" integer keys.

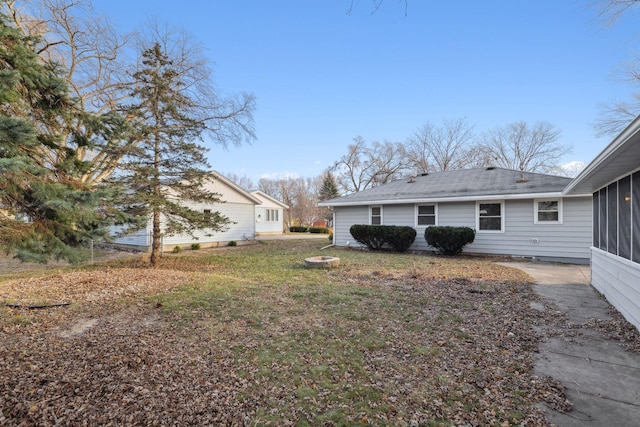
[
  {"left": 553, "top": 161, "right": 587, "bottom": 178},
  {"left": 259, "top": 171, "right": 301, "bottom": 180}
]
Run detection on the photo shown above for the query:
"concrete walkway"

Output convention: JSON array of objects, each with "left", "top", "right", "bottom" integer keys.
[{"left": 503, "top": 262, "right": 640, "bottom": 426}]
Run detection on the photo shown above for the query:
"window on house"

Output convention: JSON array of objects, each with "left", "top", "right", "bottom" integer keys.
[
  {"left": 371, "top": 206, "right": 382, "bottom": 225},
  {"left": 599, "top": 187, "right": 607, "bottom": 252},
  {"left": 607, "top": 182, "right": 618, "bottom": 255},
  {"left": 633, "top": 171, "right": 640, "bottom": 263},
  {"left": 417, "top": 205, "right": 436, "bottom": 226},
  {"left": 535, "top": 199, "right": 561, "bottom": 223},
  {"left": 274, "top": 209, "right": 279, "bottom": 222},
  {"left": 593, "top": 191, "right": 599, "bottom": 249},
  {"left": 618, "top": 176, "right": 631, "bottom": 260},
  {"left": 204, "top": 209, "right": 211, "bottom": 221},
  {"left": 478, "top": 202, "right": 503, "bottom": 232}
]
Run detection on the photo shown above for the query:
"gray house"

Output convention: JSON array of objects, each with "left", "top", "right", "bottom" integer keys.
[
  {"left": 564, "top": 115, "right": 640, "bottom": 330},
  {"left": 319, "top": 167, "right": 592, "bottom": 263}
]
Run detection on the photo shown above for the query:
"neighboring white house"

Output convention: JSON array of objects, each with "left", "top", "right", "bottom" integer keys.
[
  {"left": 564, "top": 115, "right": 640, "bottom": 331},
  {"left": 251, "top": 190, "right": 288, "bottom": 236},
  {"left": 112, "top": 171, "right": 262, "bottom": 251},
  {"left": 319, "top": 167, "right": 593, "bottom": 264}
]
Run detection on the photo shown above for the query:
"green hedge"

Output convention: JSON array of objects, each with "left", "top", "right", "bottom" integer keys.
[
  {"left": 349, "top": 224, "right": 416, "bottom": 252},
  {"left": 424, "top": 226, "right": 475, "bottom": 255},
  {"left": 289, "top": 226, "right": 308, "bottom": 233},
  {"left": 308, "top": 226, "right": 330, "bottom": 234}
]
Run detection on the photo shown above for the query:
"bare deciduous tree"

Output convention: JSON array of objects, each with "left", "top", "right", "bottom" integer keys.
[
  {"left": 332, "top": 137, "right": 409, "bottom": 194},
  {"left": 592, "top": 0, "right": 640, "bottom": 136},
  {"left": 5, "top": 2, "right": 256, "bottom": 185},
  {"left": 476, "top": 121, "right": 570, "bottom": 173},
  {"left": 406, "top": 118, "right": 475, "bottom": 173}
]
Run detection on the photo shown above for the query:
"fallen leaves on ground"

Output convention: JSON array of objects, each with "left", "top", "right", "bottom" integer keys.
[{"left": 0, "top": 242, "right": 628, "bottom": 426}]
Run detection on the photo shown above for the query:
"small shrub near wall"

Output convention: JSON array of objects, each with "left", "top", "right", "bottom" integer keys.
[
  {"left": 349, "top": 224, "right": 417, "bottom": 252},
  {"left": 425, "top": 226, "right": 475, "bottom": 255},
  {"left": 308, "top": 227, "right": 330, "bottom": 234},
  {"left": 289, "top": 226, "right": 308, "bottom": 233}
]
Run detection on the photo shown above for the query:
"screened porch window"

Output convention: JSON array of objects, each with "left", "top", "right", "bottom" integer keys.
[{"left": 592, "top": 170, "right": 640, "bottom": 263}]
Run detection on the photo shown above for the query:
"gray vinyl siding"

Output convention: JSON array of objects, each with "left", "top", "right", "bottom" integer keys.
[
  {"left": 333, "top": 196, "right": 592, "bottom": 262},
  {"left": 465, "top": 197, "right": 592, "bottom": 262},
  {"left": 333, "top": 206, "right": 369, "bottom": 247},
  {"left": 591, "top": 248, "right": 640, "bottom": 331}
]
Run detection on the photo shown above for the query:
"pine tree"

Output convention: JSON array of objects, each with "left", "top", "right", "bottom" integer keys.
[
  {"left": 0, "top": 14, "right": 112, "bottom": 263},
  {"left": 119, "top": 43, "right": 231, "bottom": 266},
  {"left": 319, "top": 171, "right": 340, "bottom": 202}
]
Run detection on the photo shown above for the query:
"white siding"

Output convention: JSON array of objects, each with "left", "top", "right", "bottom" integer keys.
[
  {"left": 255, "top": 206, "right": 284, "bottom": 234},
  {"left": 109, "top": 220, "right": 151, "bottom": 248},
  {"left": 591, "top": 248, "right": 640, "bottom": 331},
  {"left": 333, "top": 196, "right": 592, "bottom": 262},
  {"left": 163, "top": 201, "right": 255, "bottom": 246}
]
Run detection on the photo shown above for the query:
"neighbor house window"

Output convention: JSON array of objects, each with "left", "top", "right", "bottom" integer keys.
[
  {"left": 204, "top": 209, "right": 211, "bottom": 220},
  {"left": 534, "top": 199, "right": 562, "bottom": 224},
  {"left": 265, "top": 209, "right": 278, "bottom": 222},
  {"left": 477, "top": 202, "right": 503, "bottom": 232},
  {"left": 370, "top": 206, "right": 382, "bottom": 225},
  {"left": 416, "top": 204, "right": 436, "bottom": 226}
]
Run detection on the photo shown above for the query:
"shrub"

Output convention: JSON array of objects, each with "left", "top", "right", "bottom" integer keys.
[
  {"left": 384, "top": 226, "right": 417, "bottom": 253},
  {"left": 425, "top": 226, "right": 475, "bottom": 255},
  {"left": 309, "top": 226, "right": 329, "bottom": 234},
  {"left": 349, "top": 224, "right": 416, "bottom": 252},
  {"left": 228, "top": 240, "right": 237, "bottom": 247},
  {"left": 191, "top": 243, "right": 201, "bottom": 250},
  {"left": 289, "top": 226, "right": 308, "bottom": 233},
  {"left": 172, "top": 246, "right": 182, "bottom": 253},
  {"left": 350, "top": 224, "right": 387, "bottom": 250}
]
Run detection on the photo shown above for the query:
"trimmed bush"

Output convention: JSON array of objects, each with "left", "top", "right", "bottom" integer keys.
[
  {"left": 349, "top": 224, "right": 416, "bottom": 252},
  {"left": 172, "top": 246, "right": 182, "bottom": 253},
  {"left": 425, "top": 226, "right": 475, "bottom": 255},
  {"left": 385, "top": 226, "right": 417, "bottom": 253},
  {"left": 289, "top": 226, "right": 308, "bottom": 233},
  {"left": 191, "top": 243, "right": 201, "bottom": 250},
  {"left": 309, "top": 226, "right": 330, "bottom": 234},
  {"left": 228, "top": 240, "right": 237, "bottom": 247},
  {"left": 350, "top": 224, "right": 387, "bottom": 250}
]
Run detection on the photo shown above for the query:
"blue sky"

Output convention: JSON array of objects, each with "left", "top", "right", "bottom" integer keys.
[{"left": 95, "top": 0, "right": 640, "bottom": 181}]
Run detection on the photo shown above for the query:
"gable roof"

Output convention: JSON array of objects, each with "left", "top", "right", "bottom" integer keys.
[
  {"left": 319, "top": 167, "right": 574, "bottom": 207},
  {"left": 250, "top": 191, "right": 289, "bottom": 209},
  {"left": 208, "top": 171, "right": 263, "bottom": 205},
  {"left": 564, "top": 114, "right": 640, "bottom": 195}
]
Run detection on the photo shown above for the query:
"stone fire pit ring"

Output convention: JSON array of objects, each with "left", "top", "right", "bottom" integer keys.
[{"left": 304, "top": 256, "right": 340, "bottom": 269}]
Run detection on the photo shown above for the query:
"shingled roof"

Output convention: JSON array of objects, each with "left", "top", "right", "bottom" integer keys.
[{"left": 319, "top": 167, "right": 574, "bottom": 207}]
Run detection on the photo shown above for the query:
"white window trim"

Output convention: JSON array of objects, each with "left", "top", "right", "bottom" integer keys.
[
  {"left": 370, "top": 205, "right": 383, "bottom": 225},
  {"left": 415, "top": 203, "right": 438, "bottom": 227},
  {"left": 534, "top": 198, "right": 563, "bottom": 224},
  {"left": 476, "top": 200, "right": 505, "bottom": 233}
]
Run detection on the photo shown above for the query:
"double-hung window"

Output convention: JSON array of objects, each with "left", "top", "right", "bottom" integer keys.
[
  {"left": 370, "top": 206, "right": 382, "bottom": 225},
  {"left": 477, "top": 201, "right": 504, "bottom": 232},
  {"left": 417, "top": 204, "right": 436, "bottom": 226},
  {"left": 534, "top": 199, "right": 562, "bottom": 224}
]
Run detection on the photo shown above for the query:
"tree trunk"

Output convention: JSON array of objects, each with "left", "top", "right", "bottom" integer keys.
[{"left": 150, "top": 208, "right": 161, "bottom": 266}]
